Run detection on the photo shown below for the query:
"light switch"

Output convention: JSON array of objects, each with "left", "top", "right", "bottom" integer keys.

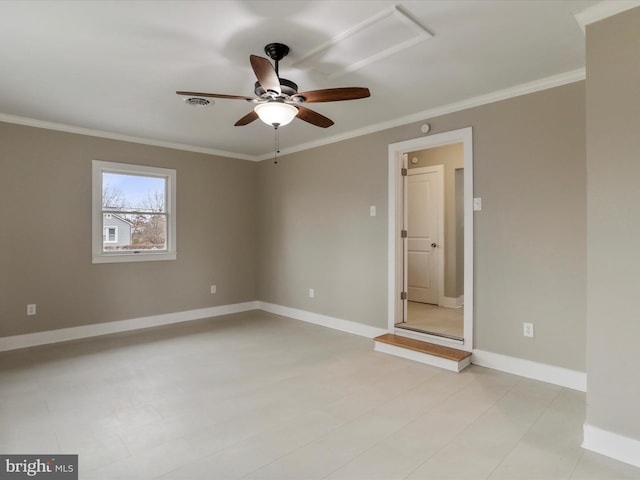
[
  {"left": 370, "top": 205, "right": 376, "bottom": 217},
  {"left": 473, "top": 197, "right": 482, "bottom": 211}
]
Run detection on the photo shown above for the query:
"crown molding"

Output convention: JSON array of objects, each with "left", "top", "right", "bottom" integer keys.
[
  {"left": 257, "top": 68, "right": 586, "bottom": 161},
  {"left": 0, "top": 113, "right": 255, "bottom": 161},
  {"left": 1, "top": 68, "right": 585, "bottom": 163},
  {"left": 575, "top": 0, "right": 640, "bottom": 33}
]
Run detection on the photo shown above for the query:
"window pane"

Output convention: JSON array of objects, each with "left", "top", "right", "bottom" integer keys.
[
  {"left": 102, "top": 213, "right": 166, "bottom": 251},
  {"left": 102, "top": 172, "right": 166, "bottom": 213}
]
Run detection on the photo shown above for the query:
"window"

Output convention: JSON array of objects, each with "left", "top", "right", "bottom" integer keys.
[
  {"left": 104, "top": 226, "right": 118, "bottom": 243},
  {"left": 92, "top": 160, "right": 176, "bottom": 263}
]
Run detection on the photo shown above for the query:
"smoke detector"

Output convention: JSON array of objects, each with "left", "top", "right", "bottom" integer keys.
[{"left": 184, "top": 97, "right": 211, "bottom": 107}]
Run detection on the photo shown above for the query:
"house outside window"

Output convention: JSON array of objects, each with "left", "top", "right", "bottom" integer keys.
[{"left": 92, "top": 160, "right": 176, "bottom": 263}]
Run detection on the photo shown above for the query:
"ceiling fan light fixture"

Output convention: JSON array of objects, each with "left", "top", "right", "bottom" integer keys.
[{"left": 254, "top": 102, "right": 298, "bottom": 127}]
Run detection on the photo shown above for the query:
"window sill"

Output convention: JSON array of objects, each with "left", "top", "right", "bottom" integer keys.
[{"left": 92, "top": 251, "right": 177, "bottom": 264}]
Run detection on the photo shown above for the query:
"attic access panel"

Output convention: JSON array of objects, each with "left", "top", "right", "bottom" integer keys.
[{"left": 293, "top": 5, "right": 432, "bottom": 79}]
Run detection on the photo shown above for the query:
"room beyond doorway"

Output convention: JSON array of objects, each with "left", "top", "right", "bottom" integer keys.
[{"left": 397, "top": 302, "right": 464, "bottom": 340}]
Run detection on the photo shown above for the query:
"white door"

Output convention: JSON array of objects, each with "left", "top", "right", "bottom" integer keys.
[{"left": 407, "top": 166, "right": 443, "bottom": 305}]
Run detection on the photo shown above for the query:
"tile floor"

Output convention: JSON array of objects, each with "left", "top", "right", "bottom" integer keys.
[
  {"left": 1, "top": 310, "right": 639, "bottom": 479},
  {"left": 398, "top": 302, "right": 464, "bottom": 340}
]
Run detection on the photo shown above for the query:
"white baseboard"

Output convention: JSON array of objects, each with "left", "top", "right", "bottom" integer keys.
[
  {"left": 583, "top": 424, "right": 640, "bottom": 468},
  {"left": 256, "top": 303, "right": 586, "bottom": 390},
  {"left": 1, "top": 301, "right": 586, "bottom": 395},
  {"left": 472, "top": 349, "right": 587, "bottom": 392},
  {"left": 441, "top": 296, "right": 464, "bottom": 308},
  {"left": 257, "top": 301, "right": 387, "bottom": 339},
  {"left": 1, "top": 301, "right": 385, "bottom": 351},
  {"left": 0, "top": 301, "right": 259, "bottom": 352}
]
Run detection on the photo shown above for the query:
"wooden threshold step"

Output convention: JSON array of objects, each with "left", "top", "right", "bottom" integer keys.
[{"left": 374, "top": 333, "right": 472, "bottom": 372}]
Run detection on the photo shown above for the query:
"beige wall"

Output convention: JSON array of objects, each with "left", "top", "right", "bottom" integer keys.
[
  {"left": 256, "top": 138, "right": 389, "bottom": 325},
  {"left": 258, "top": 81, "right": 586, "bottom": 371},
  {"left": 408, "top": 143, "right": 464, "bottom": 299},
  {"left": 0, "top": 123, "right": 258, "bottom": 337},
  {"left": 586, "top": 7, "right": 640, "bottom": 440},
  {"left": 1, "top": 81, "right": 587, "bottom": 374}
]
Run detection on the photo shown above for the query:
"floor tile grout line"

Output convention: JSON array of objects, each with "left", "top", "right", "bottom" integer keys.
[
  {"left": 234, "top": 368, "right": 435, "bottom": 479},
  {"left": 399, "top": 377, "right": 522, "bottom": 480},
  {"left": 484, "top": 386, "right": 565, "bottom": 480},
  {"left": 567, "top": 449, "right": 586, "bottom": 480},
  {"left": 156, "top": 360, "right": 418, "bottom": 478},
  {"left": 234, "top": 363, "right": 451, "bottom": 480},
  {"left": 313, "top": 371, "right": 472, "bottom": 480}
]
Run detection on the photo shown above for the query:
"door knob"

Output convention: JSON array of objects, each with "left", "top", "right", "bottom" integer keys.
[{"left": 431, "top": 243, "right": 437, "bottom": 248}]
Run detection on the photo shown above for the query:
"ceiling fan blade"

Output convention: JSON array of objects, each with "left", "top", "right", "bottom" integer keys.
[
  {"left": 250, "top": 55, "right": 281, "bottom": 95},
  {"left": 296, "top": 106, "right": 334, "bottom": 128},
  {"left": 234, "top": 110, "right": 259, "bottom": 126},
  {"left": 292, "top": 87, "right": 370, "bottom": 103},
  {"left": 176, "top": 91, "right": 254, "bottom": 101}
]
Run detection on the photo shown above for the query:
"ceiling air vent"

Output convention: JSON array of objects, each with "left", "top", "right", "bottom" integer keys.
[{"left": 184, "top": 97, "right": 211, "bottom": 107}]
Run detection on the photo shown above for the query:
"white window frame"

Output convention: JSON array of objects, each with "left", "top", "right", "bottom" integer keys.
[
  {"left": 92, "top": 160, "right": 177, "bottom": 264},
  {"left": 104, "top": 226, "right": 118, "bottom": 243}
]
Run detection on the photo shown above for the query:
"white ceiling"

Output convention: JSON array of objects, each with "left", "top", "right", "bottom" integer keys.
[{"left": 0, "top": 0, "right": 600, "bottom": 160}]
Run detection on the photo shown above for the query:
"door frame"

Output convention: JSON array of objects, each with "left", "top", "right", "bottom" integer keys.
[
  {"left": 388, "top": 127, "right": 474, "bottom": 351},
  {"left": 406, "top": 165, "right": 445, "bottom": 307}
]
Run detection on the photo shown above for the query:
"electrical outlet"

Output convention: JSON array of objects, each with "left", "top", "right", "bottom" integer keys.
[
  {"left": 523, "top": 322, "right": 534, "bottom": 338},
  {"left": 210, "top": 285, "right": 216, "bottom": 294},
  {"left": 309, "top": 288, "right": 314, "bottom": 298},
  {"left": 27, "top": 304, "right": 36, "bottom": 316}
]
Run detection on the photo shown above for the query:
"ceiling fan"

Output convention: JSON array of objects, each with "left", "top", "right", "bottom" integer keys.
[{"left": 177, "top": 43, "right": 370, "bottom": 129}]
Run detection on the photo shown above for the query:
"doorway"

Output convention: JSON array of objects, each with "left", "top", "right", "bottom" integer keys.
[
  {"left": 388, "top": 127, "right": 473, "bottom": 351},
  {"left": 401, "top": 156, "right": 463, "bottom": 340}
]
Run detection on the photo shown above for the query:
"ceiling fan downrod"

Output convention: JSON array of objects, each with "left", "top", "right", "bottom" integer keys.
[{"left": 264, "top": 42, "right": 290, "bottom": 76}]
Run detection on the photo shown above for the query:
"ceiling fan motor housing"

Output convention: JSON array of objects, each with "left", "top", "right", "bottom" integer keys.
[
  {"left": 254, "top": 78, "right": 299, "bottom": 98},
  {"left": 255, "top": 43, "right": 298, "bottom": 98}
]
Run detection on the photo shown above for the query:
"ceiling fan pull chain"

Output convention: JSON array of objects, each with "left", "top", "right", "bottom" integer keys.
[{"left": 274, "top": 124, "right": 280, "bottom": 164}]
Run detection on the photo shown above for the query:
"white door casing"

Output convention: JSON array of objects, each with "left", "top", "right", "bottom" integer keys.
[
  {"left": 388, "top": 127, "right": 473, "bottom": 351},
  {"left": 407, "top": 165, "right": 444, "bottom": 305},
  {"left": 401, "top": 154, "right": 409, "bottom": 325}
]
